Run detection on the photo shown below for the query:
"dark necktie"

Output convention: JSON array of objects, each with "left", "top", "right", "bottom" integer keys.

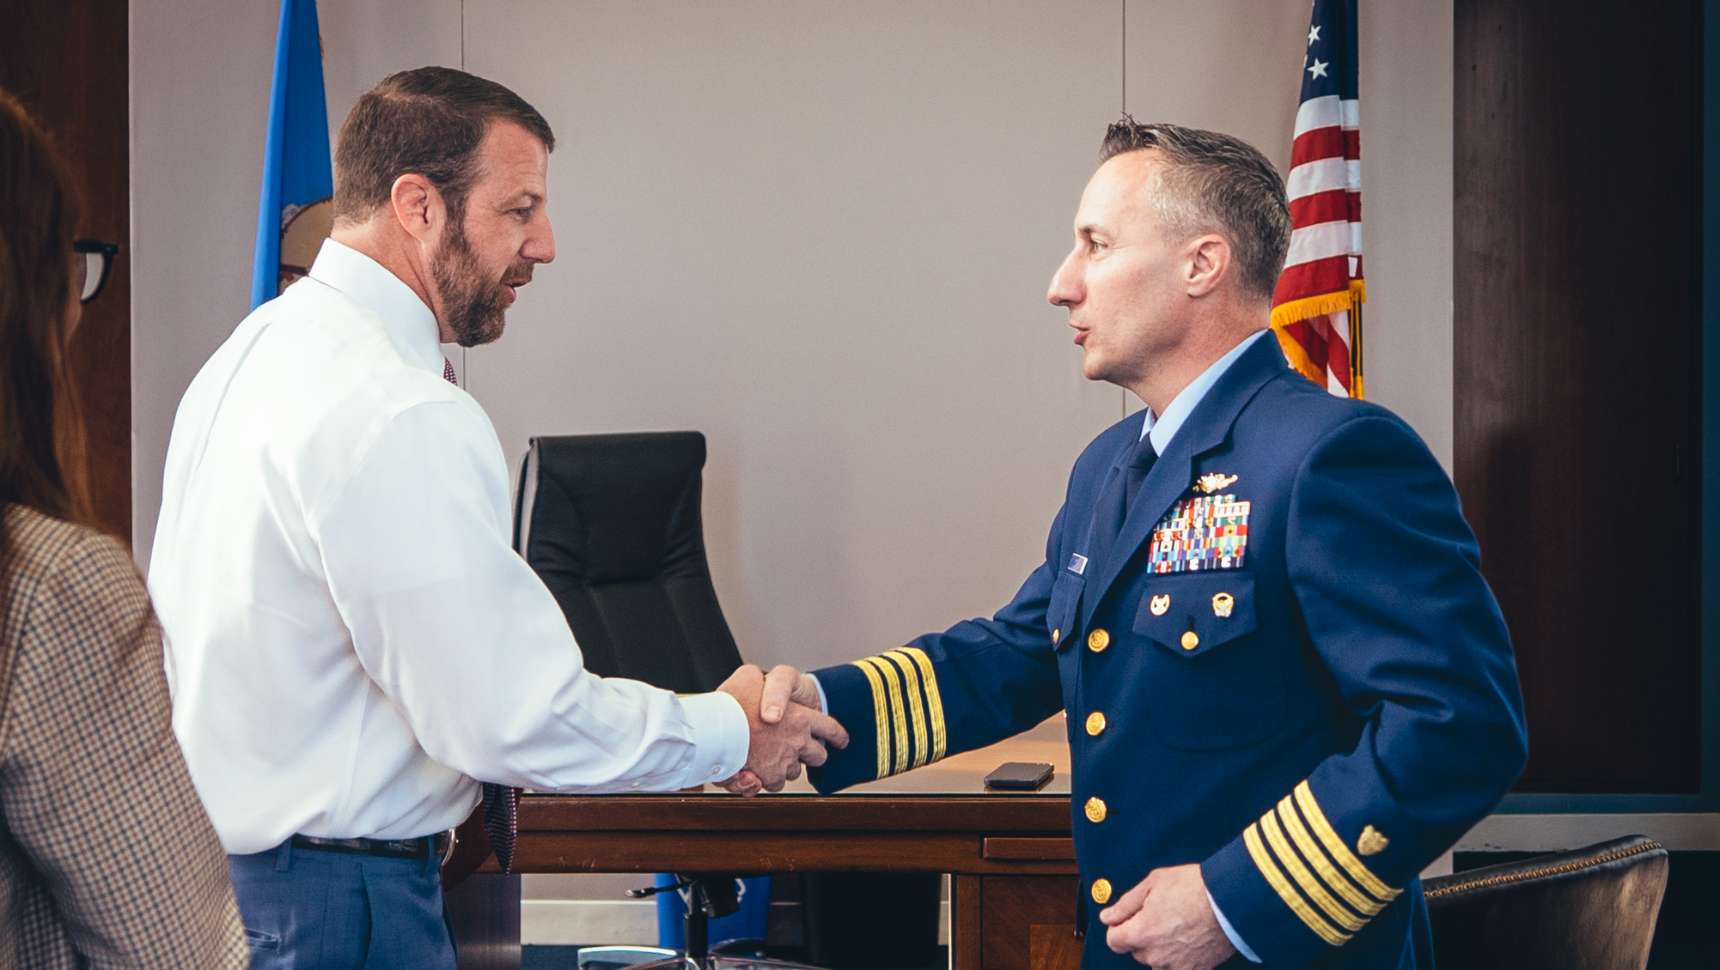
[
  {"left": 443, "top": 357, "right": 520, "bottom": 873},
  {"left": 480, "top": 784, "right": 518, "bottom": 874},
  {"left": 1088, "top": 432, "right": 1158, "bottom": 577}
]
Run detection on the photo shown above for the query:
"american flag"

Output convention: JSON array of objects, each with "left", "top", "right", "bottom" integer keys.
[{"left": 1273, "top": 0, "right": 1364, "bottom": 398}]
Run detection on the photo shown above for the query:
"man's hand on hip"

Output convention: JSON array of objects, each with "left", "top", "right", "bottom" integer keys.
[
  {"left": 716, "top": 665, "right": 847, "bottom": 795},
  {"left": 1098, "top": 863, "right": 1236, "bottom": 970}
]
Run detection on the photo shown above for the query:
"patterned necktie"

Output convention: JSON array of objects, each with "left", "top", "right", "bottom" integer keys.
[
  {"left": 442, "top": 357, "right": 520, "bottom": 873},
  {"left": 1088, "top": 433, "right": 1158, "bottom": 577},
  {"left": 479, "top": 784, "right": 518, "bottom": 874}
]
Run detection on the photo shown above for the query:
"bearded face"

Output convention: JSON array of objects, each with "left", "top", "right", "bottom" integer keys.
[
  {"left": 432, "top": 218, "right": 530, "bottom": 348},
  {"left": 422, "top": 120, "right": 554, "bottom": 347}
]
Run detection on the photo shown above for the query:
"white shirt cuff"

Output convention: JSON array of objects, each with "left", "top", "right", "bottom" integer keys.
[
  {"left": 810, "top": 674, "right": 829, "bottom": 714},
  {"left": 680, "top": 690, "right": 750, "bottom": 785},
  {"left": 1208, "top": 890, "right": 1262, "bottom": 963}
]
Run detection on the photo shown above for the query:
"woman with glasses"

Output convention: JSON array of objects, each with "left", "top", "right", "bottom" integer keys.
[{"left": 0, "top": 89, "right": 247, "bottom": 969}]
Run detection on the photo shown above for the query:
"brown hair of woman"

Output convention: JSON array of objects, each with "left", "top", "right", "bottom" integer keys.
[{"left": 0, "top": 87, "right": 92, "bottom": 569}]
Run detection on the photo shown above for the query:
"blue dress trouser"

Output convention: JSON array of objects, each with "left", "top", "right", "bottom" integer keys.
[{"left": 229, "top": 838, "right": 456, "bottom": 969}]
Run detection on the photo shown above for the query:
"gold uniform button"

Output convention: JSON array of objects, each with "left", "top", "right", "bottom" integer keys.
[
  {"left": 1087, "top": 628, "right": 1111, "bottom": 653},
  {"left": 1091, "top": 878, "right": 1113, "bottom": 905},
  {"left": 1180, "top": 630, "right": 1200, "bottom": 651},
  {"left": 1085, "top": 711, "right": 1107, "bottom": 736},
  {"left": 1051, "top": 628, "right": 1061, "bottom": 645},
  {"left": 1084, "top": 797, "right": 1107, "bottom": 823}
]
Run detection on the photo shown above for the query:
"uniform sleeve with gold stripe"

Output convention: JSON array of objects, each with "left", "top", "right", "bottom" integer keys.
[
  {"left": 1201, "top": 414, "right": 1528, "bottom": 967},
  {"left": 807, "top": 507, "right": 1068, "bottom": 792}
]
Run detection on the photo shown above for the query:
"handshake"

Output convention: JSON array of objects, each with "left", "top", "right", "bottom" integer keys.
[{"left": 714, "top": 664, "right": 846, "bottom": 796}]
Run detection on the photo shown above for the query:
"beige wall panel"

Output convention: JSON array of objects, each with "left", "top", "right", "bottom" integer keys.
[
  {"left": 1354, "top": 0, "right": 1454, "bottom": 466},
  {"left": 132, "top": 0, "right": 1453, "bottom": 666},
  {"left": 459, "top": 0, "right": 1317, "bottom": 672},
  {"left": 131, "top": 0, "right": 271, "bottom": 562}
]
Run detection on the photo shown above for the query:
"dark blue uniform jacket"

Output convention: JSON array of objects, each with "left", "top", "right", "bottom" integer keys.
[{"left": 809, "top": 335, "right": 1528, "bottom": 969}]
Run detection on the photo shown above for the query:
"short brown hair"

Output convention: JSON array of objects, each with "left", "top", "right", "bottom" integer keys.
[
  {"left": 0, "top": 88, "right": 92, "bottom": 546},
  {"left": 333, "top": 66, "right": 555, "bottom": 223},
  {"left": 1100, "top": 120, "right": 1290, "bottom": 300}
]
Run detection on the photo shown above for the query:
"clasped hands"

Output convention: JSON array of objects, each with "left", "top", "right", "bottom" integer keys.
[{"left": 715, "top": 664, "right": 842, "bottom": 795}]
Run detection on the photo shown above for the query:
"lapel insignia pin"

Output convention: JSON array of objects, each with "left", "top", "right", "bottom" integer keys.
[
  {"left": 1068, "top": 553, "right": 1088, "bottom": 576},
  {"left": 1212, "top": 592, "right": 1234, "bottom": 618},
  {"left": 1149, "top": 594, "right": 1170, "bottom": 616},
  {"left": 1196, "top": 472, "right": 1239, "bottom": 495},
  {"left": 1358, "top": 825, "right": 1389, "bottom": 856}
]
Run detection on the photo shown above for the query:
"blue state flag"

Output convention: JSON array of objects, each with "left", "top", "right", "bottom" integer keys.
[{"left": 250, "top": 0, "right": 333, "bottom": 310}]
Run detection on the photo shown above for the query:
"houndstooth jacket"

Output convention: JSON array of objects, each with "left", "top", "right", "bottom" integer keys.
[{"left": 0, "top": 505, "right": 247, "bottom": 969}]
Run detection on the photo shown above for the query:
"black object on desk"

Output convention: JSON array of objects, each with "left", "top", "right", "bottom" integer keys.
[{"left": 984, "top": 761, "right": 1055, "bottom": 791}]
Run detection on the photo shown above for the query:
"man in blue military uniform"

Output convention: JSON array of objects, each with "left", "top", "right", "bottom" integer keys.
[{"left": 755, "top": 121, "right": 1527, "bottom": 968}]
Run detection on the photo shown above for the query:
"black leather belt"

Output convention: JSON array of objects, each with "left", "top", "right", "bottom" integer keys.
[{"left": 292, "top": 831, "right": 454, "bottom": 862}]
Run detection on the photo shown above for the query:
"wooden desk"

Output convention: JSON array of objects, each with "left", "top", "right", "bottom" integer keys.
[{"left": 448, "top": 716, "right": 1081, "bottom": 970}]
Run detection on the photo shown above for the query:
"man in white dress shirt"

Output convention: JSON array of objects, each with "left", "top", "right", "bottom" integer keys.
[{"left": 149, "top": 67, "right": 842, "bottom": 969}]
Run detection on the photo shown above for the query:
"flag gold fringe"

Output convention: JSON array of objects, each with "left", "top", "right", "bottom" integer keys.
[
  {"left": 1269, "top": 279, "right": 1368, "bottom": 329},
  {"left": 1270, "top": 280, "right": 1367, "bottom": 398},
  {"left": 1272, "top": 324, "right": 1326, "bottom": 385}
]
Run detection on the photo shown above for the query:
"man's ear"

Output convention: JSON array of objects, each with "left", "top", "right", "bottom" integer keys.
[
  {"left": 390, "top": 174, "right": 443, "bottom": 244},
  {"left": 1184, "top": 233, "right": 1231, "bottom": 299}
]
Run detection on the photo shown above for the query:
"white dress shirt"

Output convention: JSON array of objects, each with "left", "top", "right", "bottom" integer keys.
[{"left": 150, "top": 239, "right": 748, "bottom": 854}]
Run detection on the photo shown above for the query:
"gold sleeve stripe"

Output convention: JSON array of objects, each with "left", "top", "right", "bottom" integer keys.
[
  {"left": 897, "top": 646, "right": 947, "bottom": 761},
  {"left": 882, "top": 650, "right": 930, "bottom": 769},
  {"left": 848, "top": 659, "right": 890, "bottom": 780},
  {"left": 1276, "top": 797, "right": 1384, "bottom": 917},
  {"left": 1260, "top": 809, "right": 1366, "bottom": 932},
  {"left": 1293, "top": 781, "right": 1400, "bottom": 902},
  {"left": 859, "top": 656, "right": 911, "bottom": 776},
  {"left": 1244, "top": 823, "right": 1352, "bottom": 947}
]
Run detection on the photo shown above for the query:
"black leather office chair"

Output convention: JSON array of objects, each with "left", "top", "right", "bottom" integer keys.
[
  {"left": 1423, "top": 834, "right": 1668, "bottom": 969},
  {"left": 515, "top": 432, "right": 823, "bottom": 970},
  {"left": 515, "top": 431, "right": 743, "bottom": 692}
]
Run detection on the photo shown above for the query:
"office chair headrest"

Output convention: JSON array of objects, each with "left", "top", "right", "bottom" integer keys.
[{"left": 516, "top": 431, "right": 711, "bottom": 584}]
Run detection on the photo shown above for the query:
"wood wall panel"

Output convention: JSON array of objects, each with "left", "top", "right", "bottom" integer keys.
[
  {"left": 0, "top": 0, "right": 132, "bottom": 543},
  {"left": 1454, "top": 0, "right": 1702, "bottom": 791}
]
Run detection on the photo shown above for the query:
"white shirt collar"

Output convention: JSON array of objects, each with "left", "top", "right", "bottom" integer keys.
[
  {"left": 1141, "top": 329, "right": 1271, "bottom": 452},
  {"left": 305, "top": 238, "right": 444, "bottom": 375}
]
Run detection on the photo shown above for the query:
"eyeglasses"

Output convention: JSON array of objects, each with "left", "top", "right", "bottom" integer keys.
[{"left": 73, "top": 238, "right": 119, "bottom": 304}]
